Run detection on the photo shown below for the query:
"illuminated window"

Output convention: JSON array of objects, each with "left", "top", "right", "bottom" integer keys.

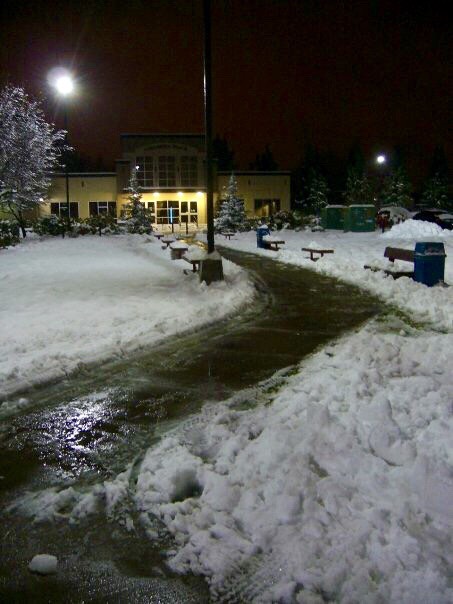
[
  {"left": 146, "top": 201, "right": 156, "bottom": 223},
  {"left": 180, "top": 156, "right": 198, "bottom": 187},
  {"left": 254, "top": 199, "right": 280, "bottom": 217},
  {"left": 50, "top": 201, "right": 79, "bottom": 218},
  {"left": 89, "top": 201, "right": 117, "bottom": 216},
  {"left": 135, "top": 156, "right": 154, "bottom": 187},
  {"left": 158, "top": 156, "right": 176, "bottom": 187}
]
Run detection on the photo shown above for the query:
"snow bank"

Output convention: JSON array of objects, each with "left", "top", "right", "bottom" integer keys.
[
  {"left": 129, "top": 322, "right": 452, "bottom": 603},
  {"left": 382, "top": 219, "right": 453, "bottom": 239},
  {"left": 0, "top": 235, "right": 255, "bottom": 401}
]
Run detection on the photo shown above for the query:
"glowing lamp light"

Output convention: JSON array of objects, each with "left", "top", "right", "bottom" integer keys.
[
  {"left": 55, "top": 75, "right": 74, "bottom": 96},
  {"left": 153, "top": 192, "right": 160, "bottom": 197},
  {"left": 376, "top": 154, "right": 386, "bottom": 165},
  {"left": 135, "top": 165, "right": 140, "bottom": 170},
  {"left": 177, "top": 191, "right": 183, "bottom": 197},
  {"left": 196, "top": 191, "right": 203, "bottom": 197}
]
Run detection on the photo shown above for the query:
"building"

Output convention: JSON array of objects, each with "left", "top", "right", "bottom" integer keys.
[{"left": 45, "top": 134, "right": 290, "bottom": 225}]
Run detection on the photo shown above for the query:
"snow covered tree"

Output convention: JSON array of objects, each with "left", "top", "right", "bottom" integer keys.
[
  {"left": 215, "top": 173, "right": 247, "bottom": 232},
  {"left": 381, "top": 167, "right": 413, "bottom": 208},
  {"left": 344, "top": 167, "right": 374, "bottom": 206},
  {"left": 421, "top": 173, "right": 450, "bottom": 210},
  {"left": 306, "top": 171, "right": 329, "bottom": 213},
  {"left": 121, "top": 168, "right": 153, "bottom": 233},
  {"left": 0, "top": 86, "right": 66, "bottom": 237}
]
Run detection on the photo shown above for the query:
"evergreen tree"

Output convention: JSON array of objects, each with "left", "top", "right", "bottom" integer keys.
[
  {"left": 306, "top": 171, "right": 329, "bottom": 213},
  {"left": 428, "top": 145, "right": 448, "bottom": 180},
  {"left": 212, "top": 135, "right": 236, "bottom": 171},
  {"left": 215, "top": 173, "right": 247, "bottom": 232},
  {"left": 122, "top": 168, "right": 153, "bottom": 233},
  {"left": 344, "top": 167, "right": 373, "bottom": 206},
  {"left": 0, "top": 86, "right": 66, "bottom": 237},
  {"left": 421, "top": 173, "right": 450, "bottom": 210},
  {"left": 381, "top": 167, "right": 413, "bottom": 208},
  {"left": 249, "top": 144, "right": 278, "bottom": 171}
]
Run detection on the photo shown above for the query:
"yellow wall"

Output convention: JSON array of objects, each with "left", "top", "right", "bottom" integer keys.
[
  {"left": 42, "top": 172, "right": 290, "bottom": 224},
  {"left": 45, "top": 175, "right": 117, "bottom": 219},
  {"left": 216, "top": 173, "right": 290, "bottom": 216}
]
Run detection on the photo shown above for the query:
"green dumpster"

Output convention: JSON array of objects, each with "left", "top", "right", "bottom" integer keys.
[
  {"left": 344, "top": 204, "right": 376, "bottom": 232},
  {"left": 321, "top": 205, "right": 347, "bottom": 230}
]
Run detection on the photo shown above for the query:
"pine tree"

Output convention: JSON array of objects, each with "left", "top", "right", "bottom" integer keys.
[
  {"left": 306, "top": 171, "right": 329, "bottom": 213},
  {"left": 215, "top": 173, "right": 247, "bottom": 232},
  {"left": 381, "top": 167, "right": 413, "bottom": 208},
  {"left": 344, "top": 167, "right": 373, "bottom": 206},
  {"left": 122, "top": 168, "right": 153, "bottom": 233},
  {"left": 421, "top": 173, "right": 450, "bottom": 210},
  {"left": 0, "top": 86, "right": 66, "bottom": 237}
]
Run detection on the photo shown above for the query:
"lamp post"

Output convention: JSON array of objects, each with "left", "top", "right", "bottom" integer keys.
[
  {"left": 375, "top": 154, "right": 387, "bottom": 207},
  {"left": 200, "top": 0, "right": 224, "bottom": 283},
  {"left": 54, "top": 74, "right": 74, "bottom": 228}
]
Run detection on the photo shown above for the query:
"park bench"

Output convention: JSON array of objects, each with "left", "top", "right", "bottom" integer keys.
[
  {"left": 301, "top": 247, "right": 334, "bottom": 261},
  {"left": 364, "top": 246, "right": 415, "bottom": 279},
  {"left": 383, "top": 247, "right": 415, "bottom": 263},
  {"left": 221, "top": 231, "right": 235, "bottom": 240},
  {"left": 263, "top": 235, "right": 285, "bottom": 251}
]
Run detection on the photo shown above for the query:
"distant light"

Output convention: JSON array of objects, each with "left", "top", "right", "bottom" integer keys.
[
  {"left": 135, "top": 165, "right": 140, "bottom": 170},
  {"left": 39, "top": 197, "right": 44, "bottom": 202},
  {"left": 153, "top": 192, "right": 160, "bottom": 197},
  {"left": 196, "top": 191, "right": 203, "bottom": 197},
  {"left": 177, "top": 191, "right": 183, "bottom": 196},
  {"left": 376, "top": 154, "right": 386, "bottom": 165}
]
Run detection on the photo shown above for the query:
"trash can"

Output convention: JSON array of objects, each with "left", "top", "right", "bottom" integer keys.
[
  {"left": 256, "top": 225, "right": 270, "bottom": 248},
  {"left": 414, "top": 242, "right": 446, "bottom": 286}
]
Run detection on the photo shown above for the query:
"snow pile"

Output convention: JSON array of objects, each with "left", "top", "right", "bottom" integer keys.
[
  {"left": 28, "top": 554, "right": 58, "bottom": 575},
  {"left": 129, "top": 322, "right": 452, "bottom": 602},
  {"left": 382, "top": 219, "right": 452, "bottom": 239},
  {"left": 0, "top": 235, "right": 255, "bottom": 401}
]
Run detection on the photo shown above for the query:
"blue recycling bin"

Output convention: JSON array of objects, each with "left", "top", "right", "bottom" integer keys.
[
  {"left": 256, "top": 225, "right": 270, "bottom": 248},
  {"left": 414, "top": 242, "right": 446, "bottom": 287}
]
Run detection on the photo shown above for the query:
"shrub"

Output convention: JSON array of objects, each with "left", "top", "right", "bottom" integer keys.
[
  {"left": 32, "top": 214, "right": 67, "bottom": 236},
  {"left": 0, "top": 219, "right": 20, "bottom": 248}
]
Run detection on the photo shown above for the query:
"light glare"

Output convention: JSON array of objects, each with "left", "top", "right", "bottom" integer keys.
[{"left": 376, "top": 154, "right": 386, "bottom": 165}]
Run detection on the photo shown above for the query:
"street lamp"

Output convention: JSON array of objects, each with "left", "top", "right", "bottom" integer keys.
[
  {"left": 376, "top": 154, "right": 386, "bottom": 165},
  {"left": 51, "top": 71, "right": 75, "bottom": 228}
]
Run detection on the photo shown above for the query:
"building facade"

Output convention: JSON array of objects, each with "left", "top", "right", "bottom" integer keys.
[{"left": 44, "top": 134, "right": 290, "bottom": 225}]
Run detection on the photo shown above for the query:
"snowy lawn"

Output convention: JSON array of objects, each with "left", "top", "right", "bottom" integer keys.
[
  {"left": 6, "top": 223, "right": 453, "bottom": 602},
  {"left": 0, "top": 234, "right": 255, "bottom": 403}
]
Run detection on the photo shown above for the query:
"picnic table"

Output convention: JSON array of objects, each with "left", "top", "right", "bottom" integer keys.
[
  {"left": 302, "top": 247, "right": 334, "bottom": 261},
  {"left": 161, "top": 236, "right": 176, "bottom": 248},
  {"left": 263, "top": 235, "right": 285, "bottom": 251},
  {"left": 183, "top": 256, "right": 202, "bottom": 273},
  {"left": 170, "top": 241, "right": 189, "bottom": 260},
  {"left": 153, "top": 232, "right": 164, "bottom": 240},
  {"left": 221, "top": 231, "right": 235, "bottom": 240}
]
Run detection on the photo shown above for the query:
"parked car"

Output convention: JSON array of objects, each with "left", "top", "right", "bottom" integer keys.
[
  {"left": 412, "top": 209, "right": 453, "bottom": 230},
  {"left": 377, "top": 206, "right": 411, "bottom": 225}
]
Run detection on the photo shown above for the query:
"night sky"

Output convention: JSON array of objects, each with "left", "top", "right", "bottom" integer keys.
[{"left": 0, "top": 0, "right": 451, "bottom": 182}]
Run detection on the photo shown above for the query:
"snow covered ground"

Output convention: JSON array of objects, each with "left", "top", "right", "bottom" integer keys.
[
  {"left": 4, "top": 223, "right": 453, "bottom": 602},
  {"left": 0, "top": 234, "right": 255, "bottom": 403}
]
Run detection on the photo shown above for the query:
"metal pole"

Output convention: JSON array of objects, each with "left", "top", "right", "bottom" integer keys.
[
  {"left": 63, "top": 106, "right": 70, "bottom": 229},
  {"left": 203, "top": 0, "right": 214, "bottom": 254}
]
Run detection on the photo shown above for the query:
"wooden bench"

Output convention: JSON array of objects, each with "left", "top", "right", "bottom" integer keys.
[
  {"left": 221, "top": 231, "right": 235, "bottom": 240},
  {"left": 263, "top": 236, "right": 285, "bottom": 251},
  {"left": 364, "top": 246, "right": 415, "bottom": 279},
  {"left": 384, "top": 247, "right": 415, "bottom": 263},
  {"left": 182, "top": 256, "right": 201, "bottom": 273},
  {"left": 302, "top": 247, "right": 334, "bottom": 261}
]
